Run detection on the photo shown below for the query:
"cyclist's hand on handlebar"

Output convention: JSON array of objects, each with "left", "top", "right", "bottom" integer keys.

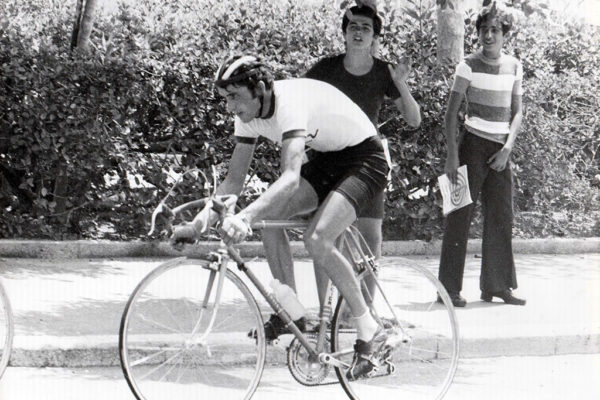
[{"left": 219, "top": 213, "right": 252, "bottom": 245}]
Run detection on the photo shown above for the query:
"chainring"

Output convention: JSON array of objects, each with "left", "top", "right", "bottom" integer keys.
[{"left": 287, "top": 333, "right": 332, "bottom": 386}]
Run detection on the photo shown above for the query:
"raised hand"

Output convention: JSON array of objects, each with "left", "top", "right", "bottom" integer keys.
[{"left": 388, "top": 56, "right": 411, "bottom": 83}]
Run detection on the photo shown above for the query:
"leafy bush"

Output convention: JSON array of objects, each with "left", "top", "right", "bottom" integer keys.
[{"left": 1, "top": 0, "right": 598, "bottom": 240}]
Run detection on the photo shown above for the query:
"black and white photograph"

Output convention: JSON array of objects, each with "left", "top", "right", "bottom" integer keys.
[{"left": 0, "top": 0, "right": 598, "bottom": 399}]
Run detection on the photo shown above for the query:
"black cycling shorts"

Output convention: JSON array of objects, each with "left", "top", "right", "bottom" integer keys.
[
  {"left": 360, "top": 190, "right": 384, "bottom": 219},
  {"left": 301, "top": 136, "right": 389, "bottom": 217}
]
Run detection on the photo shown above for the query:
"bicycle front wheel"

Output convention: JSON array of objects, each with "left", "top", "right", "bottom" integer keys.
[
  {"left": 0, "top": 281, "right": 13, "bottom": 379},
  {"left": 332, "top": 259, "right": 459, "bottom": 400},
  {"left": 119, "top": 257, "right": 266, "bottom": 400}
]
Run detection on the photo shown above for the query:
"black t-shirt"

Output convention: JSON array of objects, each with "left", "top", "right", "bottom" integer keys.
[{"left": 304, "top": 54, "right": 401, "bottom": 125}]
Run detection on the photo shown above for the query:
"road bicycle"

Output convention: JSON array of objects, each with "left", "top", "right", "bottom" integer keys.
[
  {"left": 0, "top": 278, "right": 14, "bottom": 379},
  {"left": 119, "top": 182, "right": 459, "bottom": 400}
]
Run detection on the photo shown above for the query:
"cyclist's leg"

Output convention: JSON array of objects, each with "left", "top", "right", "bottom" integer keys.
[
  {"left": 313, "top": 263, "right": 330, "bottom": 310},
  {"left": 304, "top": 138, "right": 387, "bottom": 336},
  {"left": 317, "top": 217, "right": 381, "bottom": 324},
  {"left": 261, "top": 177, "right": 318, "bottom": 292},
  {"left": 304, "top": 139, "right": 389, "bottom": 380},
  {"left": 263, "top": 229, "right": 296, "bottom": 289},
  {"left": 314, "top": 217, "right": 381, "bottom": 313},
  {"left": 254, "top": 178, "right": 318, "bottom": 339},
  {"left": 321, "top": 183, "right": 384, "bottom": 322},
  {"left": 304, "top": 191, "right": 378, "bottom": 341}
]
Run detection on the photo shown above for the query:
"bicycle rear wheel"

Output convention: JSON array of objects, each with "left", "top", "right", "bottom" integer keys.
[
  {"left": 0, "top": 281, "right": 14, "bottom": 379},
  {"left": 119, "top": 257, "right": 266, "bottom": 400},
  {"left": 331, "top": 259, "right": 459, "bottom": 400}
]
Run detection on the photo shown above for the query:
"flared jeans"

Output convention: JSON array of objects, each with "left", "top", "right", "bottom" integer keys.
[{"left": 438, "top": 132, "right": 518, "bottom": 294}]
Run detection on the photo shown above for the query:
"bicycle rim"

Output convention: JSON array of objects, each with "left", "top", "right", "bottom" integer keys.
[
  {"left": 332, "top": 259, "right": 459, "bottom": 400},
  {"left": 0, "top": 281, "right": 13, "bottom": 379},
  {"left": 119, "top": 257, "right": 266, "bottom": 400}
]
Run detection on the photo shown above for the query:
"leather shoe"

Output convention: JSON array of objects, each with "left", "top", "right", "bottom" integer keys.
[
  {"left": 437, "top": 292, "right": 466, "bottom": 307},
  {"left": 481, "top": 289, "right": 526, "bottom": 305}
]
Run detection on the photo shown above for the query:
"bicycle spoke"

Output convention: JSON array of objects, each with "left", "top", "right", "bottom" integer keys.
[
  {"left": 183, "top": 298, "right": 198, "bottom": 328},
  {"left": 157, "top": 351, "right": 186, "bottom": 382},
  {"left": 129, "top": 348, "right": 169, "bottom": 368},
  {"left": 139, "top": 348, "right": 186, "bottom": 381},
  {"left": 159, "top": 301, "right": 186, "bottom": 333},
  {"left": 211, "top": 310, "right": 240, "bottom": 331},
  {"left": 134, "top": 313, "right": 185, "bottom": 334}
]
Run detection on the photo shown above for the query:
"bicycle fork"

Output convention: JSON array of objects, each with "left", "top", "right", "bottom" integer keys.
[{"left": 184, "top": 256, "right": 227, "bottom": 353}]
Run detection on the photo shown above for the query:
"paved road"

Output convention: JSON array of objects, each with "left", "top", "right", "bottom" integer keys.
[
  {"left": 0, "top": 354, "right": 598, "bottom": 400},
  {"left": 0, "top": 253, "right": 599, "bottom": 368}
]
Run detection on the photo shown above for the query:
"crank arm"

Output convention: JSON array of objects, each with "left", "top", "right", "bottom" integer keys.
[{"left": 318, "top": 353, "right": 350, "bottom": 369}]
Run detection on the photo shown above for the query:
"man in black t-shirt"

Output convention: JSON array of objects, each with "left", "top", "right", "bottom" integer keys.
[{"left": 302, "top": 4, "right": 421, "bottom": 316}]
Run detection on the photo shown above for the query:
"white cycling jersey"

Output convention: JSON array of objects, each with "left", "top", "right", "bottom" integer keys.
[{"left": 234, "top": 79, "right": 377, "bottom": 152}]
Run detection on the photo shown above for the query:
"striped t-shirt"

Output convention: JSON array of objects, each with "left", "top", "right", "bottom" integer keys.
[{"left": 451, "top": 51, "right": 523, "bottom": 144}]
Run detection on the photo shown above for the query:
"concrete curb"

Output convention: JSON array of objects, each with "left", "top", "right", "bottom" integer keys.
[
  {"left": 0, "top": 237, "right": 599, "bottom": 259},
  {"left": 8, "top": 333, "right": 600, "bottom": 368}
]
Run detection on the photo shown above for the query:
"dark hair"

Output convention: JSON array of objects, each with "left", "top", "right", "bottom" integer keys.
[
  {"left": 214, "top": 54, "right": 273, "bottom": 93},
  {"left": 475, "top": 2, "right": 513, "bottom": 35},
  {"left": 342, "top": 5, "right": 383, "bottom": 36}
]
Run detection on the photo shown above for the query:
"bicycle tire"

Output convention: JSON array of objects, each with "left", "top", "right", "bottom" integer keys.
[
  {"left": 119, "top": 257, "right": 266, "bottom": 400},
  {"left": 0, "top": 281, "right": 13, "bottom": 379},
  {"left": 331, "top": 259, "right": 459, "bottom": 400}
]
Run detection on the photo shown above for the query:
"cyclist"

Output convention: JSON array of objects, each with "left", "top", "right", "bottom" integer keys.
[{"left": 181, "top": 54, "right": 391, "bottom": 379}]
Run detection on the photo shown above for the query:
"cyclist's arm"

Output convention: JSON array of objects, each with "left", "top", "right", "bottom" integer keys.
[
  {"left": 237, "top": 133, "right": 306, "bottom": 223},
  {"left": 215, "top": 142, "right": 256, "bottom": 197}
]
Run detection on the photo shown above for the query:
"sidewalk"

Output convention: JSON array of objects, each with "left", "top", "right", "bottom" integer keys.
[
  {"left": 1, "top": 250, "right": 598, "bottom": 368},
  {"left": 1, "top": 237, "right": 599, "bottom": 258}
]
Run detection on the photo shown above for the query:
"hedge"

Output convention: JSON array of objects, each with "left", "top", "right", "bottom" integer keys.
[{"left": 1, "top": 0, "right": 598, "bottom": 240}]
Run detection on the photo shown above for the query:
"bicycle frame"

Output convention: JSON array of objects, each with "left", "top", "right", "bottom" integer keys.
[{"left": 194, "top": 218, "right": 393, "bottom": 369}]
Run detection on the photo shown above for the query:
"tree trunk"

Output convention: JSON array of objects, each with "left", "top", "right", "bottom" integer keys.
[
  {"left": 71, "top": 0, "right": 99, "bottom": 51},
  {"left": 61, "top": 0, "right": 99, "bottom": 224},
  {"left": 436, "top": 2, "right": 464, "bottom": 66}
]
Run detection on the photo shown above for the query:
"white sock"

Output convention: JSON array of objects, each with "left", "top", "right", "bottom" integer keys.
[{"left": 354, "top": 310, "right": 379, "bottom": 341}]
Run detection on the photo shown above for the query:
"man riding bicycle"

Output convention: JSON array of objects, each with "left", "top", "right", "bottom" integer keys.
[{"left": 179, "top": 54, "right": 390, "bottom": 380}]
